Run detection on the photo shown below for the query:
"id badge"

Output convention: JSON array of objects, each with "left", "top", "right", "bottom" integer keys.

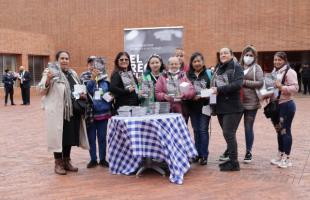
[
  {"left": 210, "top": 94, "right": 217, "bottom": 104},
  {"left": 94, "top": 90, "right": 101, "bottom": 100}
]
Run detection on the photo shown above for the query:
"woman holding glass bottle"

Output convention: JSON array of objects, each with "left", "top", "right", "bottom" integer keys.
[
  {"left": 39, "top": 51, "right": 89, "bottom": 175},
  {"left": 140, "top": 54, "right": 165, "bottom": 106},
  {"left": 155, "top": 56, "right": 195, "bottom": 116}
]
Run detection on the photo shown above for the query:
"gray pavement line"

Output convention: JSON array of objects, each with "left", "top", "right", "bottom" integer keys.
[{"left": 298, "top": 148, "right": 310, "bottom": 184}]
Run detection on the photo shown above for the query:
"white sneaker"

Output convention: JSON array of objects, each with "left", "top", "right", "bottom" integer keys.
[
  {"left": 278, "top": 158, "right": 293, "bottom": 168},
  {"left": 270, "top": 152, "right": 283, "bottom": 165}
]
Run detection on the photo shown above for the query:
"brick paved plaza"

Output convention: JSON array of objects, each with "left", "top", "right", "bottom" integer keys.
[{"left": 0, "top": 95, "right": 309, "bottom": 200}]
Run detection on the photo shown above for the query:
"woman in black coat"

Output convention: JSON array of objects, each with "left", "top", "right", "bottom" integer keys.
[
  {"left": 211, "top": 47, "right": 244, "bottom": 171},
  {"left": 110, "top": 52, "right": 140, "bottom": 110}
]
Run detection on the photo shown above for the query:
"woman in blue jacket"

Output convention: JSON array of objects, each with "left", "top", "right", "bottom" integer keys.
[{"left": 86, "top": 62, "right": 112, "bottom": 168}]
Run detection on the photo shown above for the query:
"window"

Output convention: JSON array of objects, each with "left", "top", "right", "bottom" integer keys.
[
  {"left": 0, "top": 54, "right": 18, "bottom": 87},
  {"left": 28, "top": 55, "right": 48, "bottom": 86}
]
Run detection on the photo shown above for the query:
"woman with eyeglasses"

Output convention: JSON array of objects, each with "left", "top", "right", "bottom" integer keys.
[
  {"left": 239, "top": 45, "right": 264, "bottom": 163},
  {"left": 155, "top": 56, "right": 195, "bottom": 116},
  {"left": 110, "top": 52, "right": 140, "bottom": 110}
]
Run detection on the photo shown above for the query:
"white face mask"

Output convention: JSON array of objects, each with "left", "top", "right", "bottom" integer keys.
[{"left": 243, "top": 56, "right": 254, "bottom": 66}]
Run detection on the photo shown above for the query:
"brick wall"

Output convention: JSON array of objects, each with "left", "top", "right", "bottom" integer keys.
[{"left": 0, "top": 0, "right": 309, "bottom": 73}]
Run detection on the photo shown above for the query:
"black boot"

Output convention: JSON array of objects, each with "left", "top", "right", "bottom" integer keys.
[{"left": 219, "top": 160, "right": 240, "bottom": 171}]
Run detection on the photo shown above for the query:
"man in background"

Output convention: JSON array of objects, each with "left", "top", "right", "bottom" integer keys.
[
  {"left": 175, "top": 48, "right": 189, "bottom": 72},
  {"left": 2, "top": 68, "right": 17, "bottom": 106},
  {"left": 18, "top": 66, "right": 31, "bottom": 105}
]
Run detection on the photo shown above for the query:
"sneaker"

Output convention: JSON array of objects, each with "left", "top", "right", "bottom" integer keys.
[
  {"left": 219, "top": 150, "right": 230, "bottom": 161},
  {"left": 99, "top": 160, "right": 109, "bottom": 168},
  {"left": 87, "top": 160, "right": 98, "bottom": 168},
  {"left": 278, "top": 158, "right": 293, "bottom": 168},
  {"left": 243, "top": 151, "right": 252, "bottom": 164},
  {"left": 270, "top": 152, "right": 283, "bottom": 165},
  {"left": 219, "top": 160, "right": 240, "bottom": 171}
]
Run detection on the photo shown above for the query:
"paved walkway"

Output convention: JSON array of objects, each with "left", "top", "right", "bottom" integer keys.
[{"left": 0, "top": 95, "right": 309, "bottom": 200}]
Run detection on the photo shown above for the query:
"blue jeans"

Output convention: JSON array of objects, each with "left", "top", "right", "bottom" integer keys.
[
  {"left": 87, "top": 120, "right": 108, "bottom": 161},
  {"left": 243, "top": 109, "right": 258, "bottom": 152},
  {"left": 271, "top": 100, "right": 296, "bottom": 155},
  {"left": 190, "top": 112, "right": 210, "bottom": 157}
]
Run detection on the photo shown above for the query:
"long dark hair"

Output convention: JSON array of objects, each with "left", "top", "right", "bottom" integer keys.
[
  {"left": 55, "top": 51, "right": 70, "bottom": 61},
  {"left": 145, "top": 54, "right": 165, "bottom": 74},
  {"left": 189, "top": 52, "right": 206, "bottom": 72},
  {"left": 113, "top": 51, "right": 132, "bottom": 73}
]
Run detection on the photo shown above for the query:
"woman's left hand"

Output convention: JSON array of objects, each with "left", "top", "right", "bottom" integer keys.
[{"left": 274, "top": 81, "right": 282, "bottom": 91}]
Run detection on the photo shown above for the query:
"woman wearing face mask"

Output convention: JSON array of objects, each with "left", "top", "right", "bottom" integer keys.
[
  {"left": 39, "top": 51, "right": 89, "bottom": 175},
  {"left": 239, "top": 45, "right": 264, "bottom": 163},
  {"left": 110, "top": 52, "right": 140, "bottom": 110},
  {"left": 269, "top": 52, "right": 298, "bottom": 169},
  {"left": 140, "top": 54, "right": 165, "bottom": 103},
  {"left": 186, "top": 52, "right": 211, "bottom": 165},
  {"left": 155, "top": 56, "right": 195, "bottom": 116},
  {"left": 211, "top": 47, "right": 244, "bottom": 171}
]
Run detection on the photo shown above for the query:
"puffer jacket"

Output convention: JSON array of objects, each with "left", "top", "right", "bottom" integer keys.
[{"left": 242, "top": 64, "right": 264, "bottom": 110}]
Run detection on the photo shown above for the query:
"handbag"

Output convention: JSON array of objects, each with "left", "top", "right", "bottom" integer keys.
[
  {"left": 263, "top": 66, "right": 290, "bottom": 118},
  {"left": 253, "top": 65, "right": 274, "bottom": 100},
  {"left": 72, "top": 98, "right": 87, "bottom": 114}
]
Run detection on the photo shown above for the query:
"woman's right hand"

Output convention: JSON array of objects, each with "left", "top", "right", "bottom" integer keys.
[
  {"left": 91, "top": 69, "right": 100, "bottom": 80},
  {"left": 128, "top": 86, "right": 136, "bottom": 93},
  {"left": 164, "top": 94, "right": 172, "bottom": 101},
  {"left": 45, "top": 70, "right": 53, "bottom": 87}
]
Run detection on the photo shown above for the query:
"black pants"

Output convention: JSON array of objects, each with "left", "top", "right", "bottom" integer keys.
[
  {"left": 4, "top": 87, "right": 14, "bottom": 105},
  {"left": 217, "top": 113, "right": 243, "bottom": 161},
  {"left": 302, "top": 77, "right": 310, "bottom": 94},
  {"left": 21, "top": 87, "right": 30, "bottom": 104},
  {"left": 54, "top": 146, "right": 72, "bottom": 159}
]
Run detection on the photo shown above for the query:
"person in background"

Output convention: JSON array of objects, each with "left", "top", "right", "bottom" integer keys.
[
  {"left": 38, "top": 51, "right": 89, "bottom": 175},
  {"left": 86, "top": 59, "right": 112, "bottom": 168},
  {"left": 270, "top": 52, "right": 298, "bottom": 168},
  {"left": 301, "top": 63, "right": 310, "bottom": 95},
  {"left": 155, "top": 56, "right": 195, "bottom": 116},
  {"left": 80, "top": 56, "right": 96, "bottom": 85},
  {"left": 110, "top": 52, "right": 140, "bottom": 110},
  {"left": 175, "top": 48, "right": 189, "bottom": 72},
  {"left": 18, "top": 66, "right": 31, "bottom": 105},
  {"left": 175, "top": 48, "right": 190, "bottom": 123},
  {"left": 211, "top": 47, "right": 244, "bottom": 171},
  {"left": 2, "top": 69, "right": 17, "bottom": 106},
  {"left": 239, "top": 45, "right": 264, "bottom": 163},
  {"left": 186, "top": 52, "right": 211, "bottom": 165}
]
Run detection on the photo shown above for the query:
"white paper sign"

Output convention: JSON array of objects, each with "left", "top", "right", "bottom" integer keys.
[
  {"left": 202, "top": 105, "right": 211, "bottom": 116},
  {"left": 210, "top": 94, "right": 217, "bottom": 104},
  {"left": 103, "top": 93, "right": 114, "bottom": 102},
  {"left": 74, "top": 84, "right": 86, "bottom": 94},
  {"left": 200, "top": 89, "right": 213, "bottom": 98}
]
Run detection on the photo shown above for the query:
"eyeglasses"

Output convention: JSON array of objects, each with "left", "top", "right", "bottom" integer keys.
[{"left": 119, "top": 58, "right": 129, "bottom": 62}]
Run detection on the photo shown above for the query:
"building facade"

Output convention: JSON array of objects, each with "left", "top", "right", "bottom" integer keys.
[{"left": 0, "top": 0, "right": 309, "bottom": 89}]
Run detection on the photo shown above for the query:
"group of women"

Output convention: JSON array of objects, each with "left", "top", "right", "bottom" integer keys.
[{"left": 39, "top": 45, "right": 298, "bottom": 175}]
